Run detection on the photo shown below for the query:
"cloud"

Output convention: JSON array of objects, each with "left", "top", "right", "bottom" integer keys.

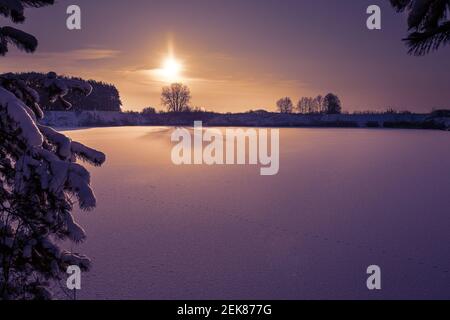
[
  {"left": 0, "top": 48, "right": 121, "bottom": 75},
  {"left": 35, "top": 48, "right": 121, "bottom": 61},
  {"left": 1, "top": 48, "right": 120, "bottom": 66}
]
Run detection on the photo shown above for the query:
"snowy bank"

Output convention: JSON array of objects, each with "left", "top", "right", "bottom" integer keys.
[{"left": 40, "top": 111, "right": 450, "bottom": 131}]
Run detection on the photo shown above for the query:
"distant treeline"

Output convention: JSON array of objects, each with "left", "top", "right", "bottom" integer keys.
[
  {"left": 7, "top": 72, "right": 122, "bottom": 112},
  {"left": 41, "top": 110, "right": 450, "bottom": 131}
]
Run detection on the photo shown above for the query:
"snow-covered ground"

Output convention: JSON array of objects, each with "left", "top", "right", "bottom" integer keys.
[
  {"left": 42, "top": 111, "right": 144, "bottom": 128},
  {"left": 42, "top": 111, "right": 449, "bottom": 130},
  {"left": 66, "top": 127, "right": 450, "bottom": 299}
]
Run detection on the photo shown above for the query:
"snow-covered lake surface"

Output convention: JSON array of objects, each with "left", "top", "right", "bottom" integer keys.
[{"left": 65, "top": 127, "right": 450, "bottom": 300}]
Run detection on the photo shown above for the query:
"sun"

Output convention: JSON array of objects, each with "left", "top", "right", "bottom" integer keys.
[{"left": 161, "top": 57, "right": 182, "bottom": 82}]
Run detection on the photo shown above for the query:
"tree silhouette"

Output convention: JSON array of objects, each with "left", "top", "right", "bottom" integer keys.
[
  {"left": 161, "top": 83, "right": 191, "bottom": 112},
  {"left": 5, "top": 73, "right": 123, "bottom": 111},
  {"left": 391, "top": 0, "right": 450, "bottom": 55},
  {"left": 297, "top": 97, "right": 311, "bottom": 114},
  {"left": 142, "top": 106, "right": 157, "bottom": 115},
  {"left": 323, "top": 93, "right": 342, "bottom": 114},
  {"left": 314, "top": 95, "right": 324, "bottom": 113},
  {"left": 297, "top": 96, "right": 325, "bottom": 114},
  {"left": 277, "top": 97, "right": 294, "bottom": 114}
]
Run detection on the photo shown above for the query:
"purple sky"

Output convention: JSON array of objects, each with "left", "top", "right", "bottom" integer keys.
[{"left": 1, "top": 0, "right": 449, "bottom": 112}]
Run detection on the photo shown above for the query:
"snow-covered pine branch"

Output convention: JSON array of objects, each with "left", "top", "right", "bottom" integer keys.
[
  {"left": 0, "top": 0, "right": 54, "bottom": 55},
  {"left": 0, "top": 71, "right": 105, "bottom": 300},
  {"left": 1, "top": 0, "right": 107, "bottom": 301},
  {"left": 3, "top": 72, "right": 123, "bottom": 112}
]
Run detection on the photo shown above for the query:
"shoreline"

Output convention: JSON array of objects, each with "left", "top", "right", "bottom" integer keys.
[{"left": 41, "top": 111, "right": 450, "bottom": 131}]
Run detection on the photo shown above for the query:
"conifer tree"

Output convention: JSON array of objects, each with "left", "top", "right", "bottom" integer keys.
[{"left": 1, "top": 0, "right": 105, "bottom": 299}]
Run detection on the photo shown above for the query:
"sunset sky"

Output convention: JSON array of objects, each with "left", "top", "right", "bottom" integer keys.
[{"left": 1, "top": 0, "right": 449, "bottom": 112}]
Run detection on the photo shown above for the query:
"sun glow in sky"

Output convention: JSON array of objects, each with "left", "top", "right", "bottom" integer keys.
[
  {"left": 3, "top": 0, "right": 450, "bottom": 112},
  {"left": 161, "top": 56, "right": 182, "bottom": 82},
  {"left": 148, "top": 52, "right": 184, "bottom": 83}
]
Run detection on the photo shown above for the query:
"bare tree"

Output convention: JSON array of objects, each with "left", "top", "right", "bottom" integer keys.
[
  {"left": 277, "top": 97, "right": 294, "bottom": 114},
  {"left": 161, "top": 83, "right": 191, "bottom": 112},
  {"left": 298, "top": 97, "right": 319, "bottom": 114},
  {"left": 141, "top": 106, "right": 157, "bottom": 115},
  {"left": 314, "top": 95, "right": 324, "bottom": 113},
  {"left": 297, "top": 97, "right": 307, "bottom": 114}
]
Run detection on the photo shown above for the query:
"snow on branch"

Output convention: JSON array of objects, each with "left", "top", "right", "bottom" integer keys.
[
  {"left": 0, "top": 86, "right": 43, "bottom": 148},
  {"left": 0, "top": 1, "right": 100, "bottom": 301},
  {"left": 44, "top": 72, "right": 93, "bottom": 109},
  {"left": 71, "top": 141, "right": 106, "bottom": 166}
]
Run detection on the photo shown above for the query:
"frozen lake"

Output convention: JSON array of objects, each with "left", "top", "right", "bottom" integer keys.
[{"left": 65, "top": 127, "right": 450, "bottom": 299}]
